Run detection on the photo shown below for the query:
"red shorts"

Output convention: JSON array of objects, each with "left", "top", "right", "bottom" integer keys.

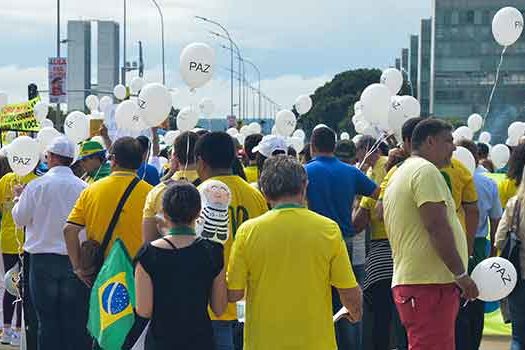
[{"left": 392, "top": 283, "right": 460, "bottom": 350}]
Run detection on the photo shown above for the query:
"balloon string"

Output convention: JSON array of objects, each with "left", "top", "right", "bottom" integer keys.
[
  {"left": 11, "top": 177, "right": 24, "bottom": 305},
  {"left": 358, "top": 132, "right": 388, "bottom": 171},
  {"left": 483, "top": 46, "right": 507, "bottom": 127}
]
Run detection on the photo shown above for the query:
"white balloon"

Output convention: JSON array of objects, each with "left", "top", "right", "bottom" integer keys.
[
  {"left": 467, "top": 114, "right": 483, "bottom": 132},
  {"left": 115, "top": 100, "right": 146, "bottom": 131},
  {"left": 64, "top": 111, "right": 89, "bottom": 143},
  {"left": 248, "top": 122, "right": 262, "bottom": 135},
  {"left": 352, "top": 112, "right": 364, "bottom": 125},
  {"left": 99, "top": 96, "right": 113, "bottom": 113},
  {"left": 399, "top": 96, "right": 421, "bottom": 118},
  {"left": 158, "top": 156, "right": 168, "bottom": 168},
  {"left": 363, "top": 125, "right": 379, "bottom": 137},
  {"left": 85, "top": 95, "right": 99, "bottom": 112},
  {"left": 453, "top": 146, "right": 476, "bottom": 175},
  {"left": 471, "top": 257, "right": 517, "bottom": 302},
  {"left": 354, "top": 101, "right": 363, "bottom": 114},
  {"left": 492, "top": 7, "right": 524, "bottom": 47},
  {"left": 199, "top": 98, "right": 215, "bottom": 116},
  {"left": 179, "top": 43, "right": 216, "bottom": 89},
  {"left": 454, "top": 126, "right": 474, "bottom": 141},
  {"left": 387, "top": 96, "right": 406, "bottom": 133},
  {"left": 380, "top": 68, "right": 403, "bottom": 95},
  {"left": 292, "top": 129, "right": 306, "bottom": 141},
  {"left": 271, "top": 125, "right": 277, "bottom": 135},
  {"left": 313, "top": 124, "right": 328, "bottom": 131},
  {"left": 491, "top": 144, "right": 511, "bottom": 169},
  {"left": 5, "top": 132, "right": 16, "bottom": 144},
  {"left": 177, "top": 107, "right": 199, "bottom": 132},
  {"left": 294, "top": 95, "right": 313, "bottom": 115},
  {"left": 352, "top": 135, "right": 363, "bottom": 144},
  {"left": 354, "top": 121, "right": 368, "bottom": 134},
  {"left": 33, "top": 101, "right": 49, "bottom": 122},
  {"left": 130, "top": 77, "right": 145, "bottom": 94},
  {"left": 360, "top": 84, "right": 391, "bottom": 128},
  {"left": 113, "top": 84, "right": 127, "bottom": 100},
  {"left": 274, "top": 110, "right": 297, "bottom": 137},
  {"left": 37, "top": 127, "right": 61, "bottom": 153},
  {"left": 136, "top": 83, "right": 172, "bottom": 128},
  {"left": 7, "top": 136, "right": 40, "bottom": 176},
  {"left": 340, "top": 132, "right": 350, "bottom": 141},
  {"left": 0, "top": 92, "right": 7, "bottom": 108},
  {"left": 4, "top": 263, "right": 20, "bottom": 298},
  {"left": 164, "top": 130, "right": 180, "bottom": 146},
  {"left": 91, "top": 136, "right": 107, "bottom": 149},
  {"left": 479, "top": 131, "right": 492, "bottom": 144},
  {"left": 507, "top": 136, "right": 519, "bottom": 147},
  {"left": 236, "top": 133, "right": 246, "bottom": 146},
  {"left": 287, "top": 136, "right": 305, "bottom": 153},
  {"left": 40, "top": 119, "right": 54, "bottom": 129},
  {"left": 240, "top": 125, "right": 251, "bottom": 136},
  {"left": 226, "top": 128, "right": 239, "bottom": 137},
  {"left": 508, "top": 121, "right": 525, "bottom": 139}
]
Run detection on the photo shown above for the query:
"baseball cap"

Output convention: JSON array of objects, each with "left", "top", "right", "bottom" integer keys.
[
  {"left": 46, "top": 136, "right": 75, "bottom": 159},
  {"left": 76, "top": 140, "right": 106, "bottom": 161},
  {"left": 252, "top": 135, "right": 287, "bottom": 158}
]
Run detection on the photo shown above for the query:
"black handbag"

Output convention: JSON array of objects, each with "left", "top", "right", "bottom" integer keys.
[{"left": 500, "top": 200, "right": 522, "bottom": 279}]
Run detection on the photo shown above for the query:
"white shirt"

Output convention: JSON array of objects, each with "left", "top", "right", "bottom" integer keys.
[{"left": 12, "top": 166, "right": 88, "bottom": 255}]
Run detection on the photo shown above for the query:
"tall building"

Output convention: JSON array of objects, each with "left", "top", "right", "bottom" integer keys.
[
  {"left": 418, "top": 18, "right": 432, "bottom": 117},
  {"left": 395, "top": 58, "right": 401, "bottom": 70},
  {"left": 97, "top": 21, "right": 120, "bottom": 97},
  {"left": 431, "top": 0, "right": 525, "bottom": 141},
  {"left": 67, "top": 21, "right": 91, "bottom": 112},
  {"left": 401, "top": 48, "right": 409, "bottom": 74},
  {"left": 410, "top": 35, "right": 419, "bottom": 97}
]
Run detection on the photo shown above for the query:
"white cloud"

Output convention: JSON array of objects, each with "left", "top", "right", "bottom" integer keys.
[{"left": 0, "top": 64, "right": 330, "bottom": 118}]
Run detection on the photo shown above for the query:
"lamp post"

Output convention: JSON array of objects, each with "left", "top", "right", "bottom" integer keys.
[
  {"left": 122, "top": 0, "right": 127, "bottom": 84},
  {"left": 242, "top": 58, "right": 261, "bottom": 119},
  {"left": 217, "top": 42, "right": 244, "bottom": 120},
  {"left": 149, "top": 0, "right": 165, "bottom": 85},
  {"left": 195, "top": 16, "right": 234, "bottom": 118}
]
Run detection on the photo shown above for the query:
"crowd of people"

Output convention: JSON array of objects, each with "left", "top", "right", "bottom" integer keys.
[{"left": 0, "top": 116, "right": 524, "bottom": 350}]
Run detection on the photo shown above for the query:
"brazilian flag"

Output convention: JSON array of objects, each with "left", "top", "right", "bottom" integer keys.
[{"left": 88, "top": 239, "right": 136, "bottom": 349}]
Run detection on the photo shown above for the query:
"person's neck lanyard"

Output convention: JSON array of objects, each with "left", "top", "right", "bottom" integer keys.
[
  {"left": 272, "top": 203, "right": 304, "bottom": 210},
  {"left": 168, "top": 226, "right": 196, "bottom": 236}
]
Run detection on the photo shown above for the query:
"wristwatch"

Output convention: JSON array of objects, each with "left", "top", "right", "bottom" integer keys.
[{"left": 454, "top": 271, "right": 468, "bottom": 280}]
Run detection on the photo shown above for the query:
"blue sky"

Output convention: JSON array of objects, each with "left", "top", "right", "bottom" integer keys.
[{"left": 1, "top": 0, "right": 432, "bottom": 116}]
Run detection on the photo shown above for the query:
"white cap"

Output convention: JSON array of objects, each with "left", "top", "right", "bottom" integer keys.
[
  {"left": 46, "top": 136, "right": 75, "bottom": 159},
  {"left": 252, "top": 135, "right": 288, "bottom": 158}
]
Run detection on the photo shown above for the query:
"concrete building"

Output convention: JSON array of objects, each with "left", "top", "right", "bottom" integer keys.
[
  {"left": 410, "top": 35, "right": 419, "bottom": 98},
  {"left": 418, "top": 18, "right": 432, "bottom": 117},
  {"left": 395, "top": 58, "right": 401, "bottom": 70},
  {"left": 401, "top": 48, "right": 409, "bottom": 74},
  {"left": 431, "top": 0, "right": 525, "bottom": 141},
  {"left": 67, "top": 21, "right": 91, "bottom": 111},
  {"left": 97, "top": 21, "right": 120, "bottom": 97}
]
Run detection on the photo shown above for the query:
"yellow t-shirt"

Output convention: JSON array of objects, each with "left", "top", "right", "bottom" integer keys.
[
  {"left": 143, "top": 169, "right": 199, "bottom": 219},
  {"left": 360, "top": 157, "right": 388, "bottom": 240},
  {"left": 497, "top": 177, "right": 518, "bottom": 209},
  {"left": 440, "top": 158, "right": 478, "bottom": 231},
  {"left": 0, "top": 172, "right": 38, "bottom": 254},
  {"left": 384, "top": 157, "right": 468, "bottom": 286},
  {"left": 67, "top": 171, "right": 153, "bottom": 258},
  {"left": 244, "top": 165, "right": 258, "bottom": 184},
  {"left": 228, "top": 207, "right": 357, "bottom": 350},
  {"left": 201, "top": 175, "right": 268, "bottom": 321},
  {"left": 378, "top": 164, "right": 398, "bottom": 201}
]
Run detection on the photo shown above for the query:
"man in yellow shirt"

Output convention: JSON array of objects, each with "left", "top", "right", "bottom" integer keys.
[
  {"left": 383, "top": 118, "right": 478, "bottom": 350},
  {"left": 142, "top": 131, "right": 200, "bottom": 242},
  {"left": 195, "top": 132, "right": 268, "bottom": 350},
  {"left": 228, "top": 156, "right": 361, "bottom": 350},
  {"left": 243, "top": 133, "right": 263, "bottom": 183},
  {"left": 64, "top": 137, "right": 153, "bottom": 286}
]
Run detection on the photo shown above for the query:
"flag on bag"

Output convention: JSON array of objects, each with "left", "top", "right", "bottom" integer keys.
[{"left": 87, "top": 239, "right": 136, "bottom": 349}]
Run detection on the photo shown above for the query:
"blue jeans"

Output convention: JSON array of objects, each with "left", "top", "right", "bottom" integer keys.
[
  {"left": 212, "top": 320, "right": 236, "bottom": 350},
  {"left": 509, "top": 279, "right": 525, "bottom": 350},
  {"left": 30, "top": 254, "right": 91, "bottom": 350},
  {"left": 333, "top": 238, "right": 365, "bottom": 350}
]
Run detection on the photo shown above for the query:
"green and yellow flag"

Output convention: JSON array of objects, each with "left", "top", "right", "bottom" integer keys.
[{"left": 88, "top": 239, "right": 136, "bottom": 349}]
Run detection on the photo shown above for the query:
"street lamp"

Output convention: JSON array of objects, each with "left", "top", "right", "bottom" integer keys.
[
  {"left": 217, "top": 41, "right": 244, "bottom": 120},
  {"left": 149, "top": 0, "right": 166, "bottom": 85},
  {"left": 195, "top": 16, "right": 234, "bottom": 118},
  {"left": 242, "top": 58, "right": 261, "bottom": 119}
]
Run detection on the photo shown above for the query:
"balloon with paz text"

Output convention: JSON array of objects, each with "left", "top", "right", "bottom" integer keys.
[
  {"left": 453, "top": 146, "right": 476, "bottom": 174},
  {"left": 136, "top": 83, "right": 172, "bottom": 128},
  {"left": 492, "top": 7, "right": 524, "bottom": 47},
  {"left": 8, "top": 136, "right": 40, "bottom": 176},
  {"left": 64, "top": 111, "right": 89, "bottom": 143},
  {"left": 491, "top": 144, "right": 511, "bottom": 169},
  {"left": 115, "top": 100, "right": 145, "bottom": 131},
  {"left": 180, "top": 43, "right": 216, "bottom": 89},
  {"left": 274, "top": 110, "right": 297, "bottom": 137},
  {"left": 471, "top": 257, "right": 517, "bottom": 302},
  {"left": 380, "top": 68, "right": 403, "bottom": 95}
]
